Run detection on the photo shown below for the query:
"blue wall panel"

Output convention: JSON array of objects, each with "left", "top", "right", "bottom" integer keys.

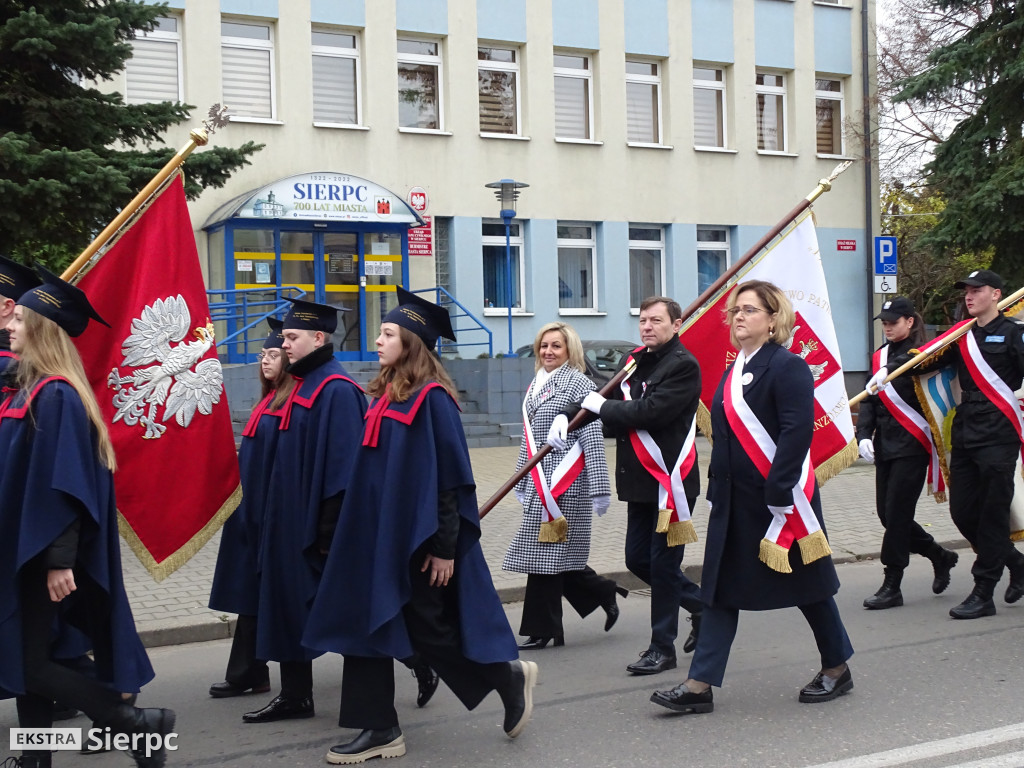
[
  {"left": 310, "top": 0, "right": 364, "bottom": 28},
  {"left": 624, "top": 0, "right": 669, "bottom": 57},
  {"left": 691, "top": 0, "right": 734, "bottom": 63},
  {"left": 552, "top": 0, "right": 599, "bottom": 50},
  {"left": 754, "top": 0, "right": 794, "bottom": 69},
  {"left": 220, "top": 0, "right": 278, "bottom": 18},
  {"left": 397, "top": 0, "right": 448, "bottom": 35},
  {"left": 477, "top": 0, "right": 527, "bottom": 43},
  {"left": 814, "top": 5, "right": 853, "bottom": 75}
]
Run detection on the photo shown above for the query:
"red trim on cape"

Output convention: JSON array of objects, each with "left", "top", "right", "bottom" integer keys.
[
  {"left": 280, "top": 374, "right": 362, "bottom": 431},
  {"left": 0, "top": 376, "right": 71, "bottom": 422}
]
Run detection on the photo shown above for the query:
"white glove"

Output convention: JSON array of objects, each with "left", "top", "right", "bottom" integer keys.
[
  {"left": 546, "top": 414, "right": 569, "bottom": 450},
  {"left": 858, "top": 438, "right": 875, "bottom": 463},
  {"left": 581, "top": 391, "right": 606, "bottom": 415},
  {"left": 865, "top": 367, "right": 889, "bottom": 395},
  {"left": 515, "top": 488, "right": 526, "bottom": 506},
  {"left": 767, "top": 504, "right": 792, "bottom": 524},
  {"left": 592, "top": 494, "right": 611, "bottom": 517}
]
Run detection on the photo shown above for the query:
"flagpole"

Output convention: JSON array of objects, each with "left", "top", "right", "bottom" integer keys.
[
  {"left": 61, "top": 128, "right": 209, "bottom": 282},
  {"left": 478, "top": 161, "right": 854, "bottom": 519},
  {"left": 849, "top": 284, "right": 1024, "bottom": 407}
]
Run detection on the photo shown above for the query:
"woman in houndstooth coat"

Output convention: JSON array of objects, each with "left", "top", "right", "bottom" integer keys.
[{"left": 502, "top": 322, "right": 623, "bottom": 649}]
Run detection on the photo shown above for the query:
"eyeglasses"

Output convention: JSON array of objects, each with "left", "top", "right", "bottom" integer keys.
[
  {"left": 257, "top": 351, "right": 282, "bottom": 361},
  {"left": 726, "top": 305, "right": 771, "bottom": 317}
]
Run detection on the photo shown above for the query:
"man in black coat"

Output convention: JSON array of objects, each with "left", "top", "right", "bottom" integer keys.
[{"left": 548, "top": 297, "right": 702, "bottom": 674}]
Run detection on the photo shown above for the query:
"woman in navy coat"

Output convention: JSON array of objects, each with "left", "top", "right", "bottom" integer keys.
[{"left": 650, "top": 279, "right": 854, "bottom": 715}]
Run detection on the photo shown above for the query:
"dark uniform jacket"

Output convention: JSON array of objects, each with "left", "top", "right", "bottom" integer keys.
[
  {"left": 572, "top": 334, "right": 701, "bottom": 504},
  {"left": 856, "top": 336, "right": 929, "bottom": 461},
  {"left": 894, "top": 314, "right": 1024, "bottom": 449}
]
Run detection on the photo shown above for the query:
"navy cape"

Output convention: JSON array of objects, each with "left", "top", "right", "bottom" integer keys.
[
  {"left": 0, "top": 379, "right": 154, "bottom": 697},
  {"left": 209, "top": 391, "right": 283, "bottom": 615},
  {"left": 256, "top": 361, "right": 366, "bottom": 662},
  {"left": 304, "top": 384, "right": 517, "bottom": 664}
]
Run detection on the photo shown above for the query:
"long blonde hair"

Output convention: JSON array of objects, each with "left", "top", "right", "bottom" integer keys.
[
  {"left": 367, "top": 327, "right": 457, "bottom": 403},
  {"left": 15, "top": 307, "right": 117, "bottom": 470},
  {"left": 532, "top": 322, "right": 586, "bottom": 373}
]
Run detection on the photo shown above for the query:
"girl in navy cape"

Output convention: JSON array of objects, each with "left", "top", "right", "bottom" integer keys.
[
  {"left": 0, "top": 269, "right": 175, "bottom": 768},
  {"left": 304, "top": 288, "right": 537, "bottom": 765}
]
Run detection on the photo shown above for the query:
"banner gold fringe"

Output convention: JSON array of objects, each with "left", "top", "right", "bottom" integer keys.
[
  {"left": 797, "top": 529, "right": 833, "bottom": 564},
  {"left": 913, "top": 376, "right": 953, "bottom": 504},
  {"left": 759, "top": 538, "right": 793, "bottom": 573},
  {"left": 814, "top": 439, "right": 857, "bottom": 486},
  {"left": 656, "top": 508, "right": 672, "bottom": 533},
  {"left": 667, "top": 519, "right": 698, "bottom": 547},
  {"left": 538, "top": 516, "right": 568, "bottom": 543},
  {"left": 696, "top": 401, "right": 713, "bottom": 447},
  {"left": 120, "top": 482, "right": 242, "bottom": 583}
]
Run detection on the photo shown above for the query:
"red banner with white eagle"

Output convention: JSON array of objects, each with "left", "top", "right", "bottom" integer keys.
[
  {"left": 680, "top": 211, "right": 857, "bottom": 483},
  {"left": 72, "top": 174, "right": 241, "bottom": 581}
]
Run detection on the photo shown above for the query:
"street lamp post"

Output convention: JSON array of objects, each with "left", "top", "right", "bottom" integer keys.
[{"left": 485, "top": 178, "right": 528, "bottom": 356}]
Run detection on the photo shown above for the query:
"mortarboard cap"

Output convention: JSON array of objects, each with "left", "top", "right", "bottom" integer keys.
[
  {"left": 0, "top": 256, "right": 42, "bottom": 301},
  {"left": 282, "top": 297, "right": 340, "bottom": 334},
  {"left": 382, "top": 286, "right": 456, "bottom": 348},
  {"left": 874, "top": 296, "right": 916, "bottom": 322},
  {"left": 263, "top": 316, "right": 284, "bottom": 349},
  {"left": 19, "top": 266, "right": 109, "bottom": 337},
  {"left": 955, "top": 269, "right": 1003, "bottom": 290}
]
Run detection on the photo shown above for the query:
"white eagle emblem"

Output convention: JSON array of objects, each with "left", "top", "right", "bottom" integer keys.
[
  {"left": 107, "top": 295, "right": 223, "bottom": 439},
  {"left": 783, "top": 325, "right": 830, "bottom": 382}
]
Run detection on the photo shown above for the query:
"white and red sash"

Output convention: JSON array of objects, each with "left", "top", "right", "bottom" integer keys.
[
  {"left": 873, "top": 346, "right": 945, "bottom": 497},
  {"left": 960, "top": 330, "right": 1024, "bottom": 463},
  {"left": 522, "top": 376, "right": 585, "bottom": 543},
  {"left": 722, "top": 350, "right": 832, "bottom": 573},
  {"left": 620, "top": 353, "right": 698, "bottom": 546}
]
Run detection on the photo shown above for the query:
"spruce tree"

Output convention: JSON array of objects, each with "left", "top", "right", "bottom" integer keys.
[
  {"left": 0, "top": 0, "right": 262, "bottom": 267},
  {"left": 894, "top": 0, "right": 1024, "bottom": 285}
]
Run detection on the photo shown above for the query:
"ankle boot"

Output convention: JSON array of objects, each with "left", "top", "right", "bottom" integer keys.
[
  {"left": 864, "top": 569, "right": 903, "bottom": 609},
  {"left": 103, "top": 702, "right": 177, "bottom": 768},
  {"left": 1005, "top": 551, "right": 1024, "bottom": 603},
  {"left": 929, "top": 547, "right": 958, "bottom": 594},
  {"left": 950, "top": 583, "right": 996, "bottom": 620}
]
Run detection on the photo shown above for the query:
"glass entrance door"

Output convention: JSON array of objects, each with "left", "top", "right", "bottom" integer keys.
[{"left": 321, "top": 232, "right": 360, "bottom": 354}]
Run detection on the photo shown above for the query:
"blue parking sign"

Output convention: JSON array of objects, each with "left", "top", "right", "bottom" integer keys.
[{"left": 874, "top": 236, "right": 897, "bottom": 275}]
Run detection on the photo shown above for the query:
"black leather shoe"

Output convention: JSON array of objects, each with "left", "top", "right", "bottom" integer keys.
[
  {"left": 950, "top": 590, "right": 996, "bottom": 619},
  {"left": 602, "top": 586, "right": 628, "bottom": 632},
  {"left": 650, "top": 682, "right": 714, "bottom": 714},
  {"left": 798, "top": 666, "right": 853, "bottom": 703},
  {"left": 326, "top": 727, "right": 405, "bottom": 765},
  {"left": 682, "top": 612, "right": 701, "bottom": 654},
  {"left": 517, "top": 635, "right": 564, "bottom": 650},
  {"left": 242, "top": 694, "right": 314, "bottom": 723},
  {"left": 864, "top": 570, "right": 903, "bottom": 609},
  {"left": 1005, "top": 556, "right": 1024, "bottom": 603},
  {"left": 411, "top": 661, "right": 439, "bottom": 708},
  {"left": 627, "top": 649, "right": 677, "bottom": 675},
  {"left": 931, "top": 549, "right": 958, "bottom": 594},
  {"left": 499, "top": 660, "right": 538, "bottom": 738},
  {"left": 209, "top": 678, "right": 271, "bottom": 698},
  {"left": 102, "top": 704, "right": 177, "bottom": 768}
]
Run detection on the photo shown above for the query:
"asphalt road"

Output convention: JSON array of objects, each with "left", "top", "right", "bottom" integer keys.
[{"left": 5, "top": 556, "right": 1024, "bottom": 768}]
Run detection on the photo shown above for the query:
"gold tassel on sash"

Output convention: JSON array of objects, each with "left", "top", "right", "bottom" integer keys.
[
  {"left": 666, "top": 519, "right": 698, "bottom": 547},
  {"left": 759, "top": 538, "right": 793, "bottom": 574},
  {"left": 797, "top": 529, "right": 833, "bottom": 564},
  {"left": 656, "top": 508, "right": 672, "bottom": 533},
  {"left": 538, "top": 516, "right": 568, "bottom": 543}
]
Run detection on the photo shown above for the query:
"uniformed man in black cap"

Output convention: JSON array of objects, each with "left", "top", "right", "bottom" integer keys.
[
  {"left": 242, "top": 298, "right": 369, "bottom": 724},
  {"left": 871, "top": 270, "right": 1024, "bottom": 619}
]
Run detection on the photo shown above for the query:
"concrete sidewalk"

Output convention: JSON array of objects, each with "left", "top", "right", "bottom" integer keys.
[{"left": 122, "top": 437, "right": 966, "bottom": 647}]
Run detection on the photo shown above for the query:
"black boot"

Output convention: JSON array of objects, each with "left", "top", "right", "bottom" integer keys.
[
  {"left": 103, "top": 702, "right": 177, "bottom": 768},
  {"left": 950, "top": 583, "right": 996, "bottom": 620},
  {"left": 929, "top": 548, "right": 958, "bottom": 595},
  {"left": 1004, "top": 550, "right": 1024, "bottom": 603},
  {"left": 863, "top": 569, "right": 903, "bottom": 609}
]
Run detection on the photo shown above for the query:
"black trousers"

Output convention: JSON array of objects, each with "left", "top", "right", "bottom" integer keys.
[
  {"left": 279, "top": 660, "right": 313, "bottom": 700},
  {"left": 224, "top": 614, "right": 270, "bottom": 687},
  {"left": 338, "top": 548, "right": 512, "bottom": 730},
  {"left": 518, "top": 567, "right": 617, "bottom": 637},
  {"left": 875, "top": 454, "right": 941, "bottom": 571},
  {"left": 625, "top": 501, "right": 702, "bottom": 656},
  {"left": 17, "top": 559, "right": 122, "bottom": 755},
  {"left": 949, "top": 443, "right": 1021, "bottom": 585}
]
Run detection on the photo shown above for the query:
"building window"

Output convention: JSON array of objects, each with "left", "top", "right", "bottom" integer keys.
[
  {"left": 397, "top": 38, "right": 442, "bottom": 130},
  {"left": 553, "top": 53, "right": 593, "bottom": 140},
  {"left": 126, "top": 15, "right": 182, "bottom": 104},
  {"left": 557, "top": 222, "right": 597, "bottom": 310},
  {"left": 755, "top": 71, "right": 787, "bottom": 152},
  {"left": 482, "top": 220, "right": 524, "bottom": 310},
  {"left": 815, "top": 77, "right": 844, "bottom": 155},
  {"left": 629, "top": 226, "right": 665, "bottom": 309},
  {"left": 478, "top": 46, "right": 520, "bottom": 135},
  {"left": 693, "top": 65, "right": 726, "bottom": 148},
  {"left": 697, "top": 227, "right": 730, "bottom": 294},
  {"left": 221, "top": 20, "right": 275, "bottom": 120},
  {"left": 625, "top": 60, "right": 661, "bottom": 144},
  {"left": 311, "top": 29, "right": 360, "bottom": 126}
]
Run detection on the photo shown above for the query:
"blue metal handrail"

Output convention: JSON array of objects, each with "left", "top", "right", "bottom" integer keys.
[
  {"left": 412, "top": 287, "right": 493, "bottom": 358},
  {"left": 207, "top": 286, "right": 306, "bottom": 362}
]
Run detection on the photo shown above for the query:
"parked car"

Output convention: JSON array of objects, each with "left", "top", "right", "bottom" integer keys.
[{"left": 516, "top": 339, "right": 637, "bottom": 389}]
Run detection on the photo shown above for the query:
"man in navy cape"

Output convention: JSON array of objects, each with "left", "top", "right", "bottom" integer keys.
[{"left": 243, "top": 298, "right": 368, "bottom": 724}]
